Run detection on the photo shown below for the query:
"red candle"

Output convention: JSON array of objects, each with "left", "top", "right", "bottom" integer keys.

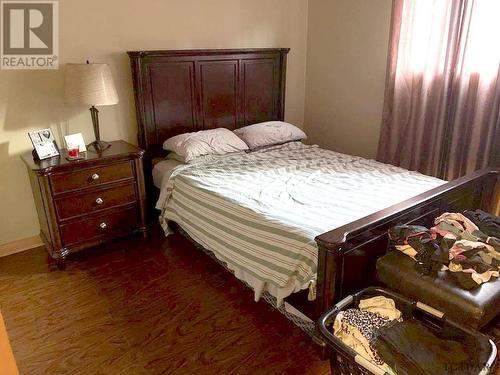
[{"left": 68, "top": 147, "right": 79, "bottom": 158}]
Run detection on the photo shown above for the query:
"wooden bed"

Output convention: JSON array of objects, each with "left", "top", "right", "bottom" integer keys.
[{"left": 127, "top": 48, "right": 499, "bottom": 330}]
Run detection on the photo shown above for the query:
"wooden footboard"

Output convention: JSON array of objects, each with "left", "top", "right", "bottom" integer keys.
[{"left": 314, "top": 167, "right": 499, "bottom": 319}]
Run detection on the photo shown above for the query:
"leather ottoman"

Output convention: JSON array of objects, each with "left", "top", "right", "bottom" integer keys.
[{"left": 376, "top": 250, "right": 500, "bottom": 330}]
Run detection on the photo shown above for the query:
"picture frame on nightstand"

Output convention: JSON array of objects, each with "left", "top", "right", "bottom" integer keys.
[{"left": 28, "top": 128, "right": 60, "bottom": 160}]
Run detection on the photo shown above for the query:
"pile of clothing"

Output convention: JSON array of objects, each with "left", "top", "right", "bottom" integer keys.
[
  {"left": 389, "top": 210, "right": 500, "bottom": 289},
  {"left": 333, "top": 296, "right": 401, "bottom": 373},
  {"left": 333, "top": 295, "right": 490, "bottom": 375}
]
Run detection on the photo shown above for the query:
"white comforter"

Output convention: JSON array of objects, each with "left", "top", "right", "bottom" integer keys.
[{"left": 156, "top": 142, "right": 445, "bottom": 304}]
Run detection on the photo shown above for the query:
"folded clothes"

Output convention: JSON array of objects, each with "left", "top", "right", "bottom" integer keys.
[
  {"left": 389, "top": 211, "right": 500, "bottom": 289},
  {"left": 373, "top": 320, "right": 490, "bottom": 375}
]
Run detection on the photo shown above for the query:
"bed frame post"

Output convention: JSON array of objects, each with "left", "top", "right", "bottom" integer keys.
[{"left": 315, "top": 242, "right": 344, "bottom": 320}]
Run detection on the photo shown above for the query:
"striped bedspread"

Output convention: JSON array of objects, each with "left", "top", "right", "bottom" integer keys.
[{"left": 158, "top": 142, "right": 444, "bottom": 302}]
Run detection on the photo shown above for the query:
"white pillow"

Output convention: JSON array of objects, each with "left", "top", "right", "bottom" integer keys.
[
  {"left": 234, "top": 121, "right": 306, "bottom": 150},
  {"left": 162, "top": 128, "right": 248, "bottom": 162}
]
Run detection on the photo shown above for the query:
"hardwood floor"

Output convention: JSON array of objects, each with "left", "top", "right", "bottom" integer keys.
[{"left": 0, "top": 225, "right": 330, "bottom": 375}]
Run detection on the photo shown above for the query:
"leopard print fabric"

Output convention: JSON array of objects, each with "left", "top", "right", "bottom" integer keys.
[{"left": 339, "top": 308, "right": 394, "bottom": 365}]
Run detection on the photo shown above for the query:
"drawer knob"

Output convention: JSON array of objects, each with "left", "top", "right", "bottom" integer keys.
[
  {"left": 95, "top": 197, "right": 104, "bottom": 205},
  {"left": 99, "top": 222, "right": 107, "bottom": 230},
  {"left": 91, "top": 173, "right": 100, "bottom": 181}
]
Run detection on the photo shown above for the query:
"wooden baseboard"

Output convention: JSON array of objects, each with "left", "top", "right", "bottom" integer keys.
[{"left": 0, "top": 235, "right": 43, "bottom": 258}]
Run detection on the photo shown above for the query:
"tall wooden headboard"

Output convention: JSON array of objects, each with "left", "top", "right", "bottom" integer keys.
[{"left": 127, "top": 48, "right": 290, "bottom": 159}]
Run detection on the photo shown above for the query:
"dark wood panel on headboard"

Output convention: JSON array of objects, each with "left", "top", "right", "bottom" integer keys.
[
  {"left": 198, "top": 59, "right": 239, "bottom": 130},
  {"left": 127, "top": 48, "right": 290, "bottom": 159}
]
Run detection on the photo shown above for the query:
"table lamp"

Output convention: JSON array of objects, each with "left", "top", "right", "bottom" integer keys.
[{"left": 64, "top": 61, "right": 119, "bottom": 152}]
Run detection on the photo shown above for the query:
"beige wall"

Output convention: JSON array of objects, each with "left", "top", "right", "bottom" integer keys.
[
  {"left": 0, "top": 0, "right": 308, "bottom": 245},
  {"left": 304, "top": 0, "right": 392, "bottom": 158}
]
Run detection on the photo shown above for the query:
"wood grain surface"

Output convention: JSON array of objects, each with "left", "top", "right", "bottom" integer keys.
[
  {"left": 0, "top": 310, "right": 19, "bottom": 375},
  {"left": 1, "top": 224, "right": 498, "bottom": 374},
  {"left": 0, "top": 225, "right": 329, "bottom": 375}
]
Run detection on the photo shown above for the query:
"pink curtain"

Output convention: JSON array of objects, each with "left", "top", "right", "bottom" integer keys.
[{"left": 377, "top": 0, "right": 500, "bottom": 180}]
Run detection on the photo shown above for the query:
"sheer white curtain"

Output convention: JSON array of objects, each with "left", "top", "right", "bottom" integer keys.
[{"left": 378, "top": 0, "right": 500, "bottom": 179}]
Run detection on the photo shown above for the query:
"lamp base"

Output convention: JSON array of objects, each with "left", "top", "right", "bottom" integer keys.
[{"left": 87, "top": 140, "right": 111, "bottom": 153}]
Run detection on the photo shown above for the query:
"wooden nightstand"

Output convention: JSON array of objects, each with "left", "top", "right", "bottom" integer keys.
[{"left": 21, "top": 140, "right": 147, "bottom": 266}]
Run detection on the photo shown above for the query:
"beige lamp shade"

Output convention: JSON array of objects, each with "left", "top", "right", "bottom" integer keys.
[{"left": 64, "top": 63, "right": 119, "bottom": 106}]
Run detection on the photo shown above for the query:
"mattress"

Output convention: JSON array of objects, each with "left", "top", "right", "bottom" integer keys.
[
  {"left": 156, "top": 142, "right": 445, "bottom": 305},
  {"left": 152, "top": 159, "right": 183, "bottom": 189}
]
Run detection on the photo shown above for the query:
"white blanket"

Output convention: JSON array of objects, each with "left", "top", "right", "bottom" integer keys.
[{"left": 157, "top": 142, "right": 445, "bottom": 304}]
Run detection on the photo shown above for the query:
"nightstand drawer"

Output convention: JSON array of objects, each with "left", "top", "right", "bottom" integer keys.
[
  {"left": 60, "top": 206, "right": 138, "bottom": 246},
  {"left": 51, "top": 162, "right": 134, "bottom": 194},
  {"left": 55, "top": 183, "right": 137, "bottom": 221}
]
